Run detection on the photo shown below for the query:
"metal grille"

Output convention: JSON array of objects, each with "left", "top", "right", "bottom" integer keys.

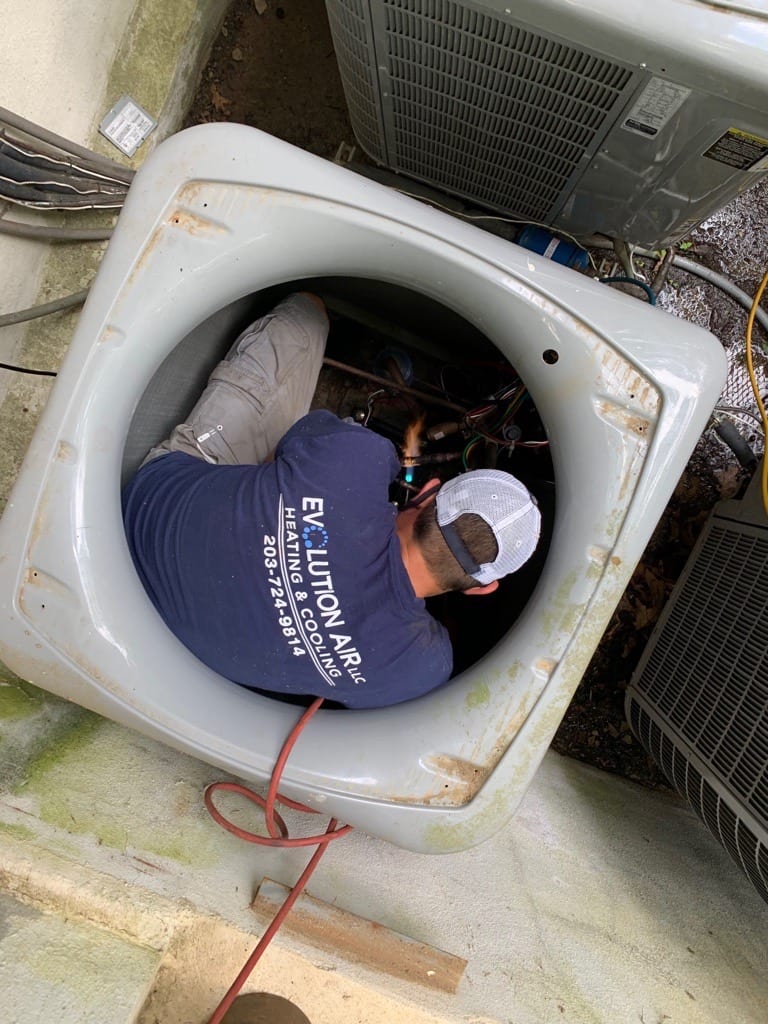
[
  {"left": 719, "top": 349, "right": 768, "bottom": 458},
  {"left": 325, "top": 0, "right": 386, "bottom": 164},
  {"left": 628, "top": 514, "right": 768, "bottom": 904},
  {"left": 328, "top": 0, "right": 635, "bottom": 222},
  {"left": 629, "top": 698, "right": 768, "bottom": 904},
  {"left": 723, "top": 347, "right": 768, "bottom": 418}
]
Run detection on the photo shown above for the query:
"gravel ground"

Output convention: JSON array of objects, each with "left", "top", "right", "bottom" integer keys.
[{"left": 185, "top": 0, "right": 768, "bottom": 789}]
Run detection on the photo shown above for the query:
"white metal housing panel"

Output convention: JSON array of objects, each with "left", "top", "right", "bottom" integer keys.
[
  {"left": 0, "top": 125, "right": 726, "bottom": 851},
  {"left": 326, "top": 0, "right": 768, "bottom": 246}
]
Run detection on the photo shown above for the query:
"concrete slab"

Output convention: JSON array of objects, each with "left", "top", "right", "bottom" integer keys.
[
  {"left": 0, "top": 890, "right": 158, "bottom": 1024},
  {"left": 1, "top": 679, "right": 767, "bottom": 1023}
]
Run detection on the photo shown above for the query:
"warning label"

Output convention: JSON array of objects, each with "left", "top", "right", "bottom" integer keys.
[
  {"left": 704, "top": 128, "right": 768, "bottom": 171},
  {"left": 621, "top": 78, "right": 691, "bottom": 139}
]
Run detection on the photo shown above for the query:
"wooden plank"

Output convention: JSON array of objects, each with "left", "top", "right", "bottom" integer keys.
[{"left": 251, "top": 878, "right": 467, "bottom": 994}]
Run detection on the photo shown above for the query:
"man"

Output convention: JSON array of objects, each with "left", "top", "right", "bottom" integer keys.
[{"left": 123, "top": 292, "right": 540, "bottom": 708}]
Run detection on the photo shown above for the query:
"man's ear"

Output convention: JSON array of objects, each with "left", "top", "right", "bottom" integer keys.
[{"left": 463, "top": 580, "right": 499, "bottom": 596}]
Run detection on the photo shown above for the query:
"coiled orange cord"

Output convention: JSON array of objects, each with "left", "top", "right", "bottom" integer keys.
[{"left": 204, "top": 697, "right": 352, "bottom": 1023}]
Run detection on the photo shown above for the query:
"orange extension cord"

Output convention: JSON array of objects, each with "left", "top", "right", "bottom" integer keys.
[{"left": 203, "top": 697, "right": 352, "bottom": 1024}]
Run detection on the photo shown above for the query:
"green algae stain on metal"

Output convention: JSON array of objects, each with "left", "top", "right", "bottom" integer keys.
[
  {"left": 466, "top": 682, "right": 491, "bottom": 710},
  {"left": 540, "top": 568, "right": 581, "bottom": 638},
  {"left": 423, "top": 787, "right": 511, "bottom": 853},
  {"left": 507, "top": 659, "right": 524, "bottom": 684}
]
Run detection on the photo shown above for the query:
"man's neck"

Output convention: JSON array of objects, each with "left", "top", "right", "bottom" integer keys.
[{"left": 395, "top": 509, "right": 443, "bottom": 599}]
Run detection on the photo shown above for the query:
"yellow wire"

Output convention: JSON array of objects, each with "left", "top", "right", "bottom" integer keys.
[{"left": 745, "top": 270, "right": 768, "bottom": 517}]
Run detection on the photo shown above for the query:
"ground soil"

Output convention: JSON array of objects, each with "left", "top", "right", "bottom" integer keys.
[
  {"left": 184, "top": 0, "right": 766, "bottom": 791},
  {"left": 183, "top": 0, "right": 352, "bottom": 160}
]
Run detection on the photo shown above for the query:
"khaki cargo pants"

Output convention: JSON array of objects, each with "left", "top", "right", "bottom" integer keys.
[{"left": 144, "top": 292, "right": 328, "bottom": 466}]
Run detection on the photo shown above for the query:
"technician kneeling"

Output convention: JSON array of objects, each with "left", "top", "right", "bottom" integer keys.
[{"left": 123, "top": 292, "right": 541, "bottom": 708}]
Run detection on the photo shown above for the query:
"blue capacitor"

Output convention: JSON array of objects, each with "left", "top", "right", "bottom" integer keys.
[{"left": 517, "top": 226, "right": 590, "bottom": 271}]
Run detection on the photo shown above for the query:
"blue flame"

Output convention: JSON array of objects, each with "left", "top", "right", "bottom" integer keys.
[{"left": 404, "top": 467, "right": 414, "bottom": 484}]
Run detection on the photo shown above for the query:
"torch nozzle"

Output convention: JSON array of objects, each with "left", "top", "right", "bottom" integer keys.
[{"left": 402, "top": 451, "right": 461, "bottom": 466}]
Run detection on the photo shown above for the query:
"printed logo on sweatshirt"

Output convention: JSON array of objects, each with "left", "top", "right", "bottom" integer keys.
[
  {"left": 261, "top": 495, "right": 367, "bottom": 691},
  {"left": 301, "top": 523, "right": 328, "bottom": 549}
]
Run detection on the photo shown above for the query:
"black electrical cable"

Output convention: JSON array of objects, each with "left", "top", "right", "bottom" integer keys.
[
  {"left": 0, "top": 288, "right": 88, "bottom": 328},
  {"left": 0, "top": 129, "right": 128, "bottom": 211},
  {"left": 0, "top": 219, "right": 113, "bottom": 242},
  {"left": 0, "top": 176, "right": 124, "bottom": 207},
  {"left": 598, "top": 275, "right": 657, "bottom": 305},
  {"left": 0, "top": 150, "right": 125, "bottom": 198},
  {"left": 713, "top": 417, "right": 757, "bottom": 471},
  {"left": 0, "top": 359, "right": 57, "bottom": 377},
  {"left": 0, "top": 134, "right": 128, "bottom": 188},
  {"left": 0, "top": 106, "right": 134, "bottom": 185},
  {"left": 586, "top": 236, "right": 768, "bottom": 337},
  {"left": 4, "top": 197, "right": 122, "bottom": 211}
]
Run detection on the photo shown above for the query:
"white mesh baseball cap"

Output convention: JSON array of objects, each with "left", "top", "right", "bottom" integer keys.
[{"left": 435, "top": 469, "right": 541, "bottom": 585}]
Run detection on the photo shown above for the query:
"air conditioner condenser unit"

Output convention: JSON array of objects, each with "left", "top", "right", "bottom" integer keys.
[
  {"left": 626, "top": 467, "right": 768, "bottom": 904},
  {"left": 0, "top": 125, "right": 726, "bottom": 853},
  {"left": 326, "top": 0, "right": 768, "bottom": 248}
]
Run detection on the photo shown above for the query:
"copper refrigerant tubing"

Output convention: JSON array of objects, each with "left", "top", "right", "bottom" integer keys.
[{"left": 321, "top": 357, "right": 466, "bottom": 413}]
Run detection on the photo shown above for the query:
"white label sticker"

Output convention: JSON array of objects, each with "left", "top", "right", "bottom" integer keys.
[
  {"left": 622, "top": 78, "right": 691, "bottom": 139},
  {"left": 99, "top": 97, "right": 156, "bottom": 157},
  {"left": 542, "top": 238, "right": 560, "bottom": 259}
]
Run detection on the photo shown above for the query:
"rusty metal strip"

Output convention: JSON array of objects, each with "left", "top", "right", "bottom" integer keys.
[{"left": 251, "top": 878, "right": 467, "bottom": 993}]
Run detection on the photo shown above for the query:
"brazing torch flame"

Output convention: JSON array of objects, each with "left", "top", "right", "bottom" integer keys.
[
  {"left": 403, "top": 413, "right": 426, "bottom": 465},
  {"left": 402, "top": 414, "right": 425, "bottom": 482}
]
